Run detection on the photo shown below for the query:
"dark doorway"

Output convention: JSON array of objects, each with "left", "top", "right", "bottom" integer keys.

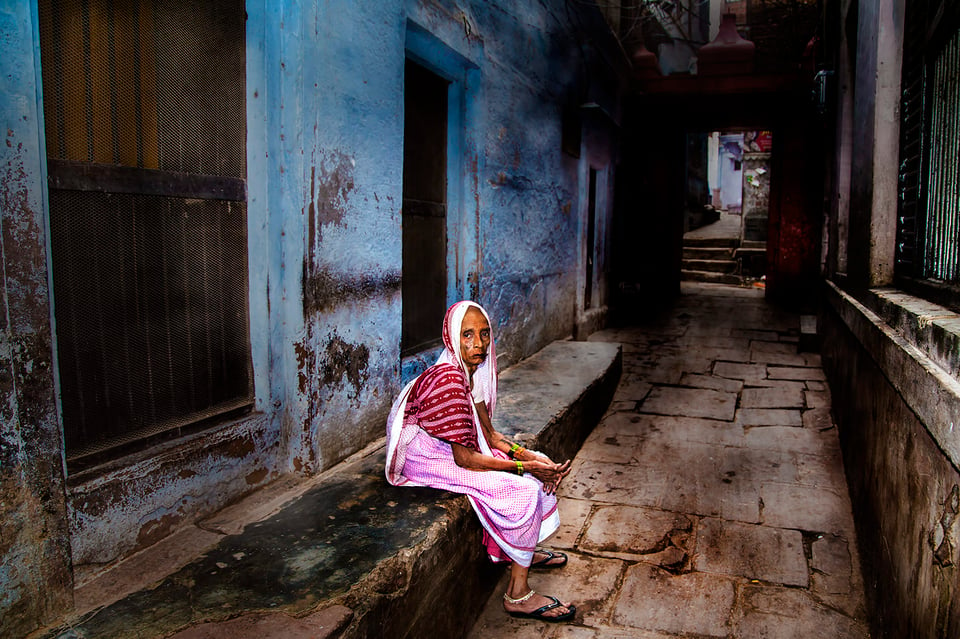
[
  {"left": 585, "top": 167, "right": 598, "bottom": 309},
  {"left": 402, "top": 60, "right": 449, "bottom": 355}
]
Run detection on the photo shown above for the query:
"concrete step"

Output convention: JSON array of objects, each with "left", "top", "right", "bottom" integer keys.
[
  {"left": 681, "top": 269, "right": 742, "bottom": 285},
  {"left": 682, "top": 246, "right": 734, "bottom": 260},
  {"left": 39, "top": 341, "right": 622, "bottom": 639},
  {"left": 682, "top": 259, "right": 738, "bottom": 274},
  {"left": 682, "top": 236, "right": 738, "bottom": 249}
]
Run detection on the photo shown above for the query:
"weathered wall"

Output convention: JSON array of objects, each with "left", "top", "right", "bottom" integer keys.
[
  {"left": 0, "top": 3, "right": 73, "bottom": 636},
  {"left": 1, "top": 0, "right": 624, "bottom": 633},
  {"left": 821, "top": 284, "right": 960, "bottom": 637},
  {"left": 844, "top": 0, "right": 902, "bottom": 288},
  {"left": 816, "top": 0, "right": 960, "bottom": 633}
]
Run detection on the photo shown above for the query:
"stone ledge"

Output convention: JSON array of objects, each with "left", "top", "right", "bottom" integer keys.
[
  {"left": 864, "top": 287, "right": 960, "bottom": 379},
  {"left": 38, "top": 340, "right": 620, "bottom": 639},
  {"left": 825, "top": 281, "right": 960, "bottom": 471}
]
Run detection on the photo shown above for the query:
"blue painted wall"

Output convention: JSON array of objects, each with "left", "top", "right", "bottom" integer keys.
[
  {"left": 0, "top": 0, "right": 624, "bottom": 634},
  {"left": 0, "top": 2, "right": 73, "bottom": 635}
]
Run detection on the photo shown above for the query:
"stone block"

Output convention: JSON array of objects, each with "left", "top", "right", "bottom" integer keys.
[
  {"left": 640, "top": 387, "right": 737, "bottom": 421},
  {"left": 736, "top": 408, "right": 803, "bottom": 428},
  {"left": 811, "top": 533, "right": 853, "bottom": 595},
  {"left": 613, "top": 564, "right": 736, "bottom": 637},
  {"left": 735, "top": 586, "right": 869, "bottom": 638},
  {"left": 580, "top": 505, "right": 693, "bottom": 557},
  {"left": 767, "top": 366, "right": 826, "bottom": 381},
  {"left": 804, "top": 389, "right": 831, "bottom": 409},
  {"left": 760, "top": 482, "right": 854, "bottom": 535},
  {"left": 741, "top": 386, "right": 804, "bottom": 409},
  {"left": 714, "top": 361, "right": 768, "bottom": 383},
  {"left": 551, "top": 498, "right": 592, "bottom": 550},
  {"left": 694, "top": 518, "right": 807, "bottom": 587},
  {"left": 679, "top": 373, "right": 744, "bottom": 393},
  {"left": 745, "top": 426, "right": 837, "bottom": 455}
]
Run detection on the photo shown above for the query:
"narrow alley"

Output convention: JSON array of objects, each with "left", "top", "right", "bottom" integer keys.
[{"left": 469, "top": 282, "right": 871, "bottom": 638}]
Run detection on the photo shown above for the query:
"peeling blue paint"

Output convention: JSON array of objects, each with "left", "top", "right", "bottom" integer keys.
[{"left": 1, "top": 1, "right": 624, "bottom": 633}]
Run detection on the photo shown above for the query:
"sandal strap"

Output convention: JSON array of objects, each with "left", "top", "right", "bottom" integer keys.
[
  {"left": 529, "top": 599, "right": 563, "bottom": 616},
  {"left": 503, "top": 589, "right": 536, "bottom": 605}
]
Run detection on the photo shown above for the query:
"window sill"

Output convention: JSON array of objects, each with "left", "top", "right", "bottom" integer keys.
[
  {"left": 864, "top": 287, "right": 960, "bottom": 380},
  {"left": 824, "top": 281, "right": 960, "bottom": 471}
]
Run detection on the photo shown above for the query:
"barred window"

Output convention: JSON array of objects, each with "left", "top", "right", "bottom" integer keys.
[
  {"left": 39, "top": 0, "right": 252, "bottom": 470},
  {"left": 896, "top": 0, "right": 960, "bottom": 308}
]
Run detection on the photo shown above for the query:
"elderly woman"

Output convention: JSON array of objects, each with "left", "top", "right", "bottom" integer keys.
[{"left": 386, "top": 301, "right": 575, "bottom": 622}]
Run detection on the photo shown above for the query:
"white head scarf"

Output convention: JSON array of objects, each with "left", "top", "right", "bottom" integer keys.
[{"left": 385, "top": 300, "right": 498, "bottom": 485}]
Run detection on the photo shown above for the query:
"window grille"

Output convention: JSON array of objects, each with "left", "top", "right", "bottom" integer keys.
[
  {"left": 39, "top": 0, "right": 251, "bottom": 469},
  {"left": 896, "top": 0, "right": 960, "bottom": 306}
]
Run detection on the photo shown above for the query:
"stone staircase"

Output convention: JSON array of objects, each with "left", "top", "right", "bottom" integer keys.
[
  {"left": 681, "top": 236, "right": 740, "bottom": 284},
  {"left": 681, "top": 236, "right": 766, "bottom": 286}
]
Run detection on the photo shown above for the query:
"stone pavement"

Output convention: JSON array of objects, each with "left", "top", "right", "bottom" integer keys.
[{"left": 468, "top": 282, "right": 872, "bottom": 639}]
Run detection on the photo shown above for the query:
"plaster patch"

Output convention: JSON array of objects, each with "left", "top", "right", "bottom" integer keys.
[
  {"left": 932, "top": 484, "right": 959, "bottom": 567},
  {"left": 320, "top": 332, "right": 370, "bottom": 405},
  {"left": 307, "top": 150, "right": 356, "bottom": 245}
]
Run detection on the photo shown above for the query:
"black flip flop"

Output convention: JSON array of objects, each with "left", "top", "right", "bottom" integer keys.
[
  {"left": 530, "top": 549, "right": 568, "bottom": 569},
  {"left": 507, "top": 596, "right": 576, "bottom": 622}
]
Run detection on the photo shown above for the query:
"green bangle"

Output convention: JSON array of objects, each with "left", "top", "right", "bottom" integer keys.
[
  {"left": 508, "top": 443, "right": 521, "bottom": 459},
  {"left": 515, "top": 461, "right": 524, "bottom": 476}
]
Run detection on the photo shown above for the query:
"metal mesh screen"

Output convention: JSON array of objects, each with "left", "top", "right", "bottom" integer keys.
[
  {"left": 39, "top": 0, "right": 246, "bottom": 176},
  {"left": 39, "top": 0, "right": 250, "bottom": 465},
  {"left": 50, "top": 192, "right": 251, "bottom": 456}
]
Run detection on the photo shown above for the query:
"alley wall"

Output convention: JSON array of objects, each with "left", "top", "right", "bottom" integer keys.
[
  {"left": 0, "top": 0, "right": 624, "bottom": 635},
  {"left": 819, "top": 0, "right": 960, "bottom": 636}
]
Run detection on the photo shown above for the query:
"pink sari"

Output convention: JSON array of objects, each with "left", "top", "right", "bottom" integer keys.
[{"left": 385, "top": 301, "right": 559, "bottom": 566}]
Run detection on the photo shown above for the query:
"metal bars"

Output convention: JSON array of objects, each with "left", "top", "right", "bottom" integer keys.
[{"left": 923, "top": 28, "right": 960, "bottom": 281}]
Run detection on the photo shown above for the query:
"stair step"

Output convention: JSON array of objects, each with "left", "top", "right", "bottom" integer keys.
[
  {"left": 682, "top": 259, "right": 738, "bottom": 274},
  {"left": 681, "top": 270, "right": 742, "bottom": 285},
  {"left": 683, "top": 246, "right": 734, "bottom": 260},
  {"left": 683, "top": 236, "right": 739, "bottom": 248}
]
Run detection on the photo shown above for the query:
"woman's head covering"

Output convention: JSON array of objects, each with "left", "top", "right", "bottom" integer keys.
[
  {"left": 436, "top": 300, "right": 498, "bottom": 416},
  {"left": 385, "top": 300, "right": 498, "bottom": 485}
]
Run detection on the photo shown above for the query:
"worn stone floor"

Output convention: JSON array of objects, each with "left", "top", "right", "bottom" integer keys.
[{"left": 468, "top": 282, "right": 872, "bottom": 639}]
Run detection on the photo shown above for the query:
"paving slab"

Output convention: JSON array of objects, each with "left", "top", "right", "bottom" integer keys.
[
  {"left": 741, "top": 386, "right": 805, "bottom": 409},
  {"left": 768, "top": 365, "right": 827, "bottom": 381},
  {"left": 580, "top": 504, "right": 693, "bottom": 557},
  {"left": 694, "top": 518, "right": 808, "bottom": 586},
  {"left": 803, "top": 405, "right": 836, "bottom": 430},
  {"left": 469, "top": 283, "right": 871, "bottom": 638},
  {"left": 719, "top": 445, "right": 799, "bottom": 484},
  {"left": 760, "top": 482, "right": 854, "bottom": 534},
  {"left": 467, "top": 554, "right": 624, "bottom": 637},
  {"left": 551, "top": 497, "right": 592, "bottom": 549},
  {"left": 736, "top": 407, "right": 803, "bottom": 428},
  {"left": 804, "top": 388, "right": 831, "bottom": 409},
  {"left": 679, "top": 372, "right": 744, "bottom": 392},
  {"left": 811, "top": 533, "right": 854, "bottom": 595},
  {"left": 734, "top": 586, "right": 870, "bottom": 639},
  {"left": 745, "top": 425, "right": 840, "bottom": 455},
  {"left": 613, "top": 564, "right": 736, "bottom": 637},
  {"left": 640, "top": 386, "right": 737, "bottom": 420},
  {"left": 714, "top": 361, "right": 769, "bottom": 383}
]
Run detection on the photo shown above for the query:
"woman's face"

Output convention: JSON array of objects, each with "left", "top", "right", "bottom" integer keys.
[{"left": 459, "top": 307, "right": 491, "bottom": 374}]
